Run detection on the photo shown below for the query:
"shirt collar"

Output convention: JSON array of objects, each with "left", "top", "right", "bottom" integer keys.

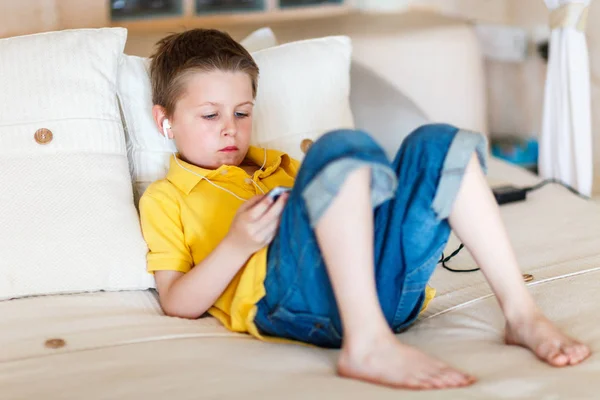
[
  {"left": 167, "top": 146, "right": 288, "bottom": 195},
  {"left": 245, "top": 146, "right": 287, "bottom": 174},
  {"left": 167, "top": 155, "right": 213, "bottom": 195}
]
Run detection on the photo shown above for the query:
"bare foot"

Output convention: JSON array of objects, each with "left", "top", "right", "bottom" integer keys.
[
  {"left": 337, "top": 333, "right": 476, "bottom": 390},
  {"left": 505, "top": 312, "right": 591, "bottom": 367}
]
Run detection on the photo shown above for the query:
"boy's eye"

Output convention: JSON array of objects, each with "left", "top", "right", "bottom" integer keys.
[{"left": 203, "top": 113, "right": 217, "bottom": 120}]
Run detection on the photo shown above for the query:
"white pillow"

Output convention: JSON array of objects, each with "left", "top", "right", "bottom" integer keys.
[
  {"left": 237, "top": 27, "right": 278, "bottom": 53},
  {"left": 0, "top": 28, "right": 154, "bottom": 300},
  {"left": 250, "top": 36, "right": 354, "bottom": 159},
  {"left": 117, "top": 32, "right": 354, "bottom": 201},
  {"left": 118, "top": 54, "right": 173, "bottom": 200}
]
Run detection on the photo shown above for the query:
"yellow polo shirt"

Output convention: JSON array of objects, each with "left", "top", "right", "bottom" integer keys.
[
  {"left": 139, "top": 146, "right": 298, "bottom": 338},
  {"left": 139, "top": 145, "right": 435, "bottom": 339}
]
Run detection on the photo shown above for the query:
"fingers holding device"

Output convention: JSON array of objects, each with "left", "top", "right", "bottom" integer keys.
[{"left": 266, "top": 186, "right": 292, "bottom": 201}]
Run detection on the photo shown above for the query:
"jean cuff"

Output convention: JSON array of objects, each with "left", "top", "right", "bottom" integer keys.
[
  {"left": 432, "top": 129, "right": 488, "bottom": 220},
  {"left": 302, "top": 159, "right": 397, "bottom": 227}
]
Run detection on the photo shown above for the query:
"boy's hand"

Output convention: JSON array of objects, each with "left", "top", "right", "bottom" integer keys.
[{"left": 226, "top": 192, "right": 289, "bottom": 256}]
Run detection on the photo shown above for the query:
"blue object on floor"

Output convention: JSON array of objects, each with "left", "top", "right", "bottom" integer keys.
[{"left": 491, "top": 137, "right": 538, "bottom": 171}]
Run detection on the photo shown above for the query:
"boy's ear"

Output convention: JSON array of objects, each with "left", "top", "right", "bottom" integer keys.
[{"left": 152, "top": 105, "right": 170, "bottom": 138}]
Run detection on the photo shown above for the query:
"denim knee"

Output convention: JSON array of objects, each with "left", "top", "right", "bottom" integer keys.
[
  {"left": 305, "top": 129, "right": 384, "bottom": 163},
  {"left": 296, "top": 129, "right": 391, "bottom": 193},
  {"left": 297, "top": 129, "right": 396, "bottom": 227},
  {"left": 399, "top": 123, "right": 460, "bottom": 158}
]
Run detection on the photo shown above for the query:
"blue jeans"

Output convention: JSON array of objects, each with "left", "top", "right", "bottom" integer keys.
[{"left": 254, "top": 124, "right": 487, "bottom": 348}]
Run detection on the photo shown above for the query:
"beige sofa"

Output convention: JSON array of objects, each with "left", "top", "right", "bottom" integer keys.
[{"left": 2, "top": 18, "right": 600, "bottom": 400}]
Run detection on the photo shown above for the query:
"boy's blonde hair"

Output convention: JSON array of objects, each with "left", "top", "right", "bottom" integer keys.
[{"left": 150, "top": 29, "right": 260, "bottom": 116}]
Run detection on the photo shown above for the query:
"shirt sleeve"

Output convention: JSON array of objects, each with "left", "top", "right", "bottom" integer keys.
[{"left": 139, "top": 189, "right": 194, "bottom": 274}]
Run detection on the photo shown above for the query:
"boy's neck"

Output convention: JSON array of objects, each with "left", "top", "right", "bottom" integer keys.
[{"left": 240, "top": 158, "right": 261, "bottom": 176}]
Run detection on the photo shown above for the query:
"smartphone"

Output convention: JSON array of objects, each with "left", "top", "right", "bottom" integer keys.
[{"left": 266, "top": 186, "right": 292, "bottom": 201}]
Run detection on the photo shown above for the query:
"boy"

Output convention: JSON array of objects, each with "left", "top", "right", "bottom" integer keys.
[{"left": 140, "top": 29, "right": 590, "bottom": 390}]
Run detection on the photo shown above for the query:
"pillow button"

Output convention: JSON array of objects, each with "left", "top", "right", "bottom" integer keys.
[
  {"left": 523, "top": 273, "right": 534, "bottom": 283},
  {"left": 34, "top": 128, "right": 53, "bottom": 145},
  {"left": 45, "top": 338, "right": 66, "bottom": 349},
  {"left": 301, "top": 139, "right": 314, "bottom": 154}
]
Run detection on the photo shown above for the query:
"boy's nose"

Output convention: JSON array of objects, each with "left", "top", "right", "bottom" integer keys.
[{"left": 222, "top": 120, "right": 237, "bottom": 136}]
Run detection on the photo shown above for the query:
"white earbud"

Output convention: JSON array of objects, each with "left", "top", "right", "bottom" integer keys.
[
  {"left": 162, "top": 119, "right": 172, "bottom": 146},
  {"left": 162, "top": 119, "right": 171, "bottom": 138}
]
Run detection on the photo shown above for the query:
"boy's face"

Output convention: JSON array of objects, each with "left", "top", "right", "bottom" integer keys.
[{"left": 161, "top": 70, "right": 254, "bottom": 169}]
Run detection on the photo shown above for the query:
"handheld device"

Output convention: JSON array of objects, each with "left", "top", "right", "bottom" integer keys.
[{"left": 266, "top": 186, "right": 292, "bottom": 201}]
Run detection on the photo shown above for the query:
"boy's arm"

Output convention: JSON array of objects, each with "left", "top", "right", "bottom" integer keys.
[
  {"left": 144, "top": 192, "right": 288, "bottom": 319},
  {"left": 154, "top": 237, "right": 250, "bottom": 319}
]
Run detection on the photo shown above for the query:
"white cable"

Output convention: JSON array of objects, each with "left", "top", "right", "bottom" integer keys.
[
  {"left": 260, "top": 147, "right": 267, "bottom": 171},
  {"left": 171, "top": 148, "right": 267, "bottom": 202}
]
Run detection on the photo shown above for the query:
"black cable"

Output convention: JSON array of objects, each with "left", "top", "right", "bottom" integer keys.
[
  {"left": 524, "top": 178, "right": 589, "bottom": 199},
  {"left": 438, "top": 178, "right": 590, "bottom": 272},
  {"left": 438, "top": 244, "right": 480, "bottom": 273}
]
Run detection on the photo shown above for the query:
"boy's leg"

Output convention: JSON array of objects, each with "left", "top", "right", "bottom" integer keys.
[
  {"left": 315, "top": 166, "right": 475, "bottom": 390},
  {"left": 255, "top": 128, "right": 473, "bottom": 389},
  {"left": 449, "top": 155, "right": 590, "bottom": 366}
]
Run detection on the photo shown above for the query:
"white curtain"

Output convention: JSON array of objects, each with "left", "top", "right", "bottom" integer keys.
[{"left": 540, "top": 0, "right": 592, "bottom": 196}]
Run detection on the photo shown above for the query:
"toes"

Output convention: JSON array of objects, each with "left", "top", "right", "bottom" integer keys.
[
  {"left": 444, "top": 370, "right": 470, "bottom": 387},
  {"left": 459, "top": 371, "right": 478, "bottom": 386},
  {"left": 426, "top": 375, "right": 447, "bottom": 390},
  {"left": 431, "top": 368, "right": 475, "bottom": 389},
  {"left": 538, "top": 341, "right": 569, "bottom": 367},
  {"left": 548, "top": 347, "right": 570, "bottom": 367},
  {"left": 405, "top": 377, "right": 433, "bottom": 391},
  {"left": 550, "top": 352, "right": 570, "bottom": 367},
  {"left": 539, "top": 339, "right": 591, "bottom": 366},
  {"left": 436, "top": 371, "right": 466, "bottom": 388},
  {"left": 563, "top": 343, "right": 580, "bottom": 363},
  {"left": 435, "top": 371, "right": 459, "bottom": 388},
  {"left": 408, "top": 367, "right": 474, "bottom": 390},
  {"left": 429, "top": 370, "right": 458, "bottom": 389},
  {"left": 565, "top": 343, "right": 591, "bottom": 365},
  {"left": 576, "top": 344, "right": 592, "bottom": 362},
  {"left": 460, "top": 373, "right": 477, "bottom": 387}
]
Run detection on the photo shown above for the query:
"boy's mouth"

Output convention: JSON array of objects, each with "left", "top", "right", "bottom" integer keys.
[{"left": 219, "top": 146, "right": 238, "bottom": 152}]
